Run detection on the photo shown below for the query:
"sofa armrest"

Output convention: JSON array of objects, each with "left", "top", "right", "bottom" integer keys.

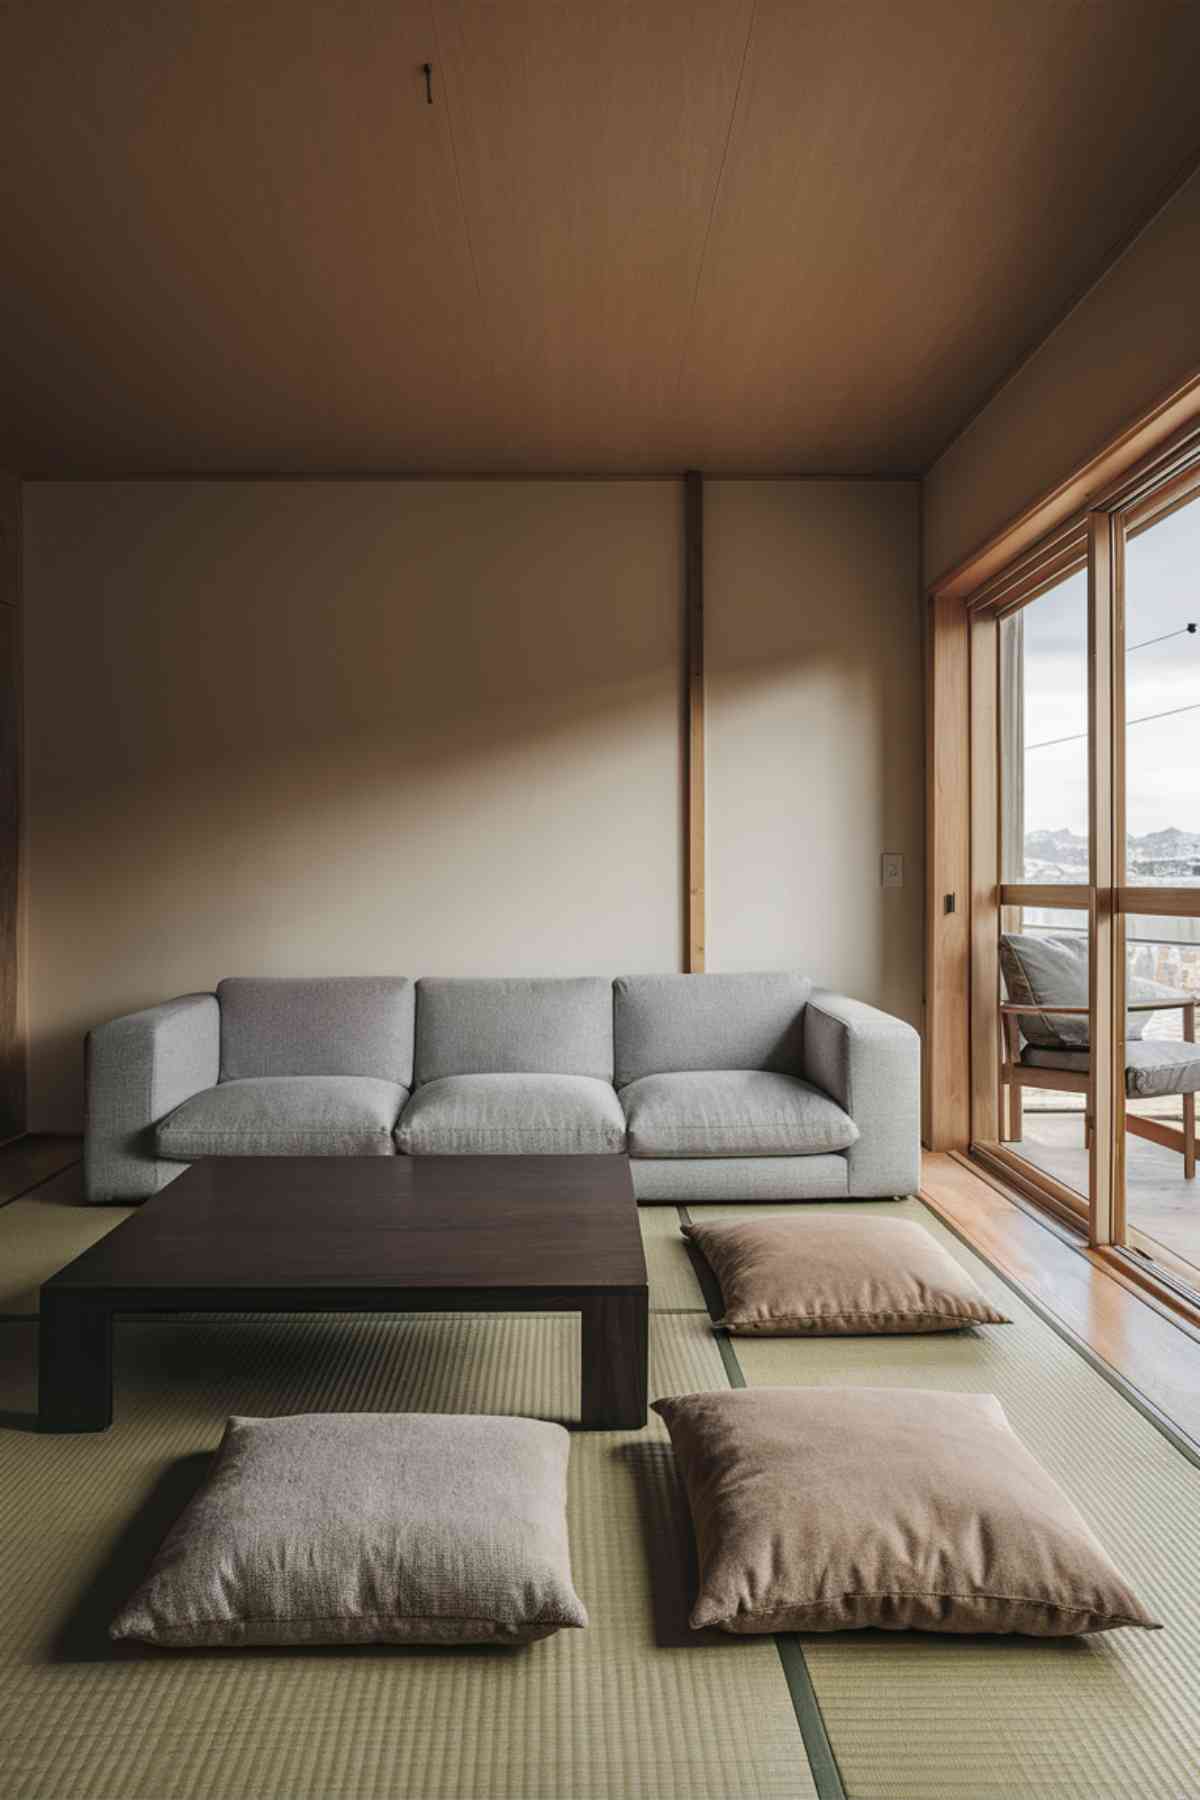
[
  {"left": 803, "top": 991, "right": 921, "bottom": 1198},
  {"left": 84, "top": 994, "right": 219, "bottom": 1201}
]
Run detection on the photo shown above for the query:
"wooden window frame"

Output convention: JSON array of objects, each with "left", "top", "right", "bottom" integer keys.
[{"left": 927, "top": 386, "right": 1200, "bottom": 1320}]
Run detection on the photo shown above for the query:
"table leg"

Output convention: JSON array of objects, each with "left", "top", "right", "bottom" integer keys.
[
  {"left": 39, "top": 1291, "right": 113, "bottom": 1432},
  {"left": 579, "top": 1291, "right": 648, "bottom": 1429}
]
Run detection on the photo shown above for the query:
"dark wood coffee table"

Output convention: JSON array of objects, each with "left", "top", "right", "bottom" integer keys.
[{"left": 39, "top": 1154, "right": 648, "bottom": 1433}]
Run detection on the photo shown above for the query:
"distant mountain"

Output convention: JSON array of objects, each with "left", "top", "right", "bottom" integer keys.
[
  {"left": 1024, "top": 825, "right": 1200, "bottom": 859},
  {"left": 1024, "top": 828, "right": 1087, "bottom": 862},
  {"left": 1021, "top": 825, "right": 1200, "bottom": 884},
  {"left": 1130, "top": 826, "right": 1200, "bottom": 859}
]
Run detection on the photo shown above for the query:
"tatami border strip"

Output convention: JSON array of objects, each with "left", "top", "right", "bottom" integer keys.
[{"left": 678, "top": 1205, "right": 848, "bottom": 1800}]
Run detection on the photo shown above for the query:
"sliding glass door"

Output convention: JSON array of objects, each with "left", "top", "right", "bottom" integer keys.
[
  {"left": 1114, "top": 476, "right": 1200, "bottom": 1297},
  {"left": 969, "top": 454, "right": 1200, "bottom": 1306},
  {"left": 995, "top": 568, "right": 1092, "bottom": 1216}
]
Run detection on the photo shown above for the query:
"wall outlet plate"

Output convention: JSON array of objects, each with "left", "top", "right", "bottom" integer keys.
[{"left": 881, "top": 851, "right": 904, "bottom": 888}]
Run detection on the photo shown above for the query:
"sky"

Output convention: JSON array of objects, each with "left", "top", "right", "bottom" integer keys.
[{"left": 1014, "top": 494, "right": 1200, "bottom": 843}]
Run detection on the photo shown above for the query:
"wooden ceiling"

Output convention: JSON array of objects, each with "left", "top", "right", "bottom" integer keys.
[{"left": 3, "top": 0, "right": 1200, "bottom": 475}]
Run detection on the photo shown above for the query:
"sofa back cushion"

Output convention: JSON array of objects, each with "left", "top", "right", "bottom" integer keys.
[
  {"left": 218, "top": 977, "right": 415, "bottom": 1085},
  {"left": 415, "top": 977, "right": 614, "bottom": 1084},
  {"left": 613, "top": 972, "right": 811, "bottom": 1087}
]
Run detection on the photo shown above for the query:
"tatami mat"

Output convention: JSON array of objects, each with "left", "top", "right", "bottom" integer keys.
[
  {"left": 5, "top": 1182, "right": 1200, "bottom": 1797},
  {"left": 638, "top": 1203, "right": 708, "bottom": 1311},
  {"left": 0, "top": 1189, "right": 132, "bottom": 1317},
  {"left": 0, "top": 1304, "right": 815, "bottom": 1800},
  {"left": 692, "top": 1198, "right": 1200, "bottom": 1800}
]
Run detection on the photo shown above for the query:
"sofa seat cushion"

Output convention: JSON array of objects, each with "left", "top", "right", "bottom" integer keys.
[
  {"left": 156, "top": 1076, "right": 407, "bottom": 1157},
  {"left": 620, "top": 1070, "right": 859, "bottom": 1159},
  {"left": 396, "top": 1074, "right": 626, "bottom": 1156},
  {"left": 1023, "top": 1038, "right": 1200, "bottom": 1099}
]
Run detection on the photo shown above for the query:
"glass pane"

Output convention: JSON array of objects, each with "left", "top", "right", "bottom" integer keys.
[
  {"left": 1000, "top": 567, "right": 1089, "bottom": 883},
  {"left": 997, "top": 901, "right": 1090, "bottom": 1209},
  {"left": 1123, "top": 492, "right": 1200, "bottom": 879},
  {"left": 1122, "top": 913, "right": 1200, "bottom": 1294}
]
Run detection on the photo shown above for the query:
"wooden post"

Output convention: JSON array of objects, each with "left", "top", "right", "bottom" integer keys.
[
  {"left": 0, "top": 474, "right": 23, "bottom": 1143},
  {"left": 685, "top": 471, "right": 705, "bottom": 973},
  {"left": 925, "top": 589, "right": 971, "bottom": 1147},
  {"left": 1088, "top": 511, "right": 1117, "bottom": 1245}
]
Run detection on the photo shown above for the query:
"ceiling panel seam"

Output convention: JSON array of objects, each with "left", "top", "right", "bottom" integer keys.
[
  {"left": 672, "top": 0, "right": 759, "bottom": 418},
  {"left": 428, "top": 0, "right": 487, "bottom": 327}
]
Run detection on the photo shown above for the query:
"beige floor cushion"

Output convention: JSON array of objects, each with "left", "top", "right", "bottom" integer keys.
[
  {"left": 110, "top": 1412, "right": 588, "bottom": 1648},
  {"left": 682, "top": 1213, "right": 1009, "bottom": 1333},
  {"left": 654, "top": 1386, "right": 1160, "bottom": 1637}
]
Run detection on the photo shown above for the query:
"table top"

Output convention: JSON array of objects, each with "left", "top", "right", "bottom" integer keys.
[{"left": 45, "top": 1155, "right": 647, "bottom": 1298}]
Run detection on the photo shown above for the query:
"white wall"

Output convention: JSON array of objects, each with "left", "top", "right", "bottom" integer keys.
[
  {"left": 706, "top": 481, "right": 923, "bottom": 1028},
  {"left": 925, "top": 166, "right": 1200, "bottom": 583},
  {"left": 23, "top": 476, "right": 921, "bottom": 1129}
]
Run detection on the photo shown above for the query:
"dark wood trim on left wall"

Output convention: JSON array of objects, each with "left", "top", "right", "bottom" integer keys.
[{"left": 0, "top": 474, "right": 24, "bottom": 1142}]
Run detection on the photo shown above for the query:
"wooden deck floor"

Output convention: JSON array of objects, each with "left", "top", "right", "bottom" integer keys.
[{"left": 1007, "top": 1108, "right": 1200, "bottom": 1289}]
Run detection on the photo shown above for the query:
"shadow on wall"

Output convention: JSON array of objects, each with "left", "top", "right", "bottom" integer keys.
[
  {"left": 33, "top": 673, "right": 682, "bottom": 1126},
  {"left": 25, "top": 481, "right": 686, "bottom": 1130},
  {"left": 24, "top": 478, "right": 923, "bottom": 1130}
]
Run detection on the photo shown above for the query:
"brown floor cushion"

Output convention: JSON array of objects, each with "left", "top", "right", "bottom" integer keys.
[
  {"left": 682, "top": 1213, "right": 1009, "bottom": 1333},
  {"left": 111, "top": 1412, "right": 588, "bottom": 1648},
  {"left": 654, "top": 1386, "right": 1160, "bottom": 1636}
]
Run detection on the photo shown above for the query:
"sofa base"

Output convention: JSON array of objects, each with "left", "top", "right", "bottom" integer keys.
[{"left": 630, "top": 1155, "right": 851, "bottom": 1203}]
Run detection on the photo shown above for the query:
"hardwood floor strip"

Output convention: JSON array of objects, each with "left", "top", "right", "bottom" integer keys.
[
  {"left": 921, "top": 1149, "right": 1200, "bottom": 1455},
  {"left": 0, "top": 1135, "right": 81, "bottom": 1208}
]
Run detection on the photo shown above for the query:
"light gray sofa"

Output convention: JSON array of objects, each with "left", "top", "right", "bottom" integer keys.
[{"left": 83, "top": 972, "right": 921, "bottom": 1204}]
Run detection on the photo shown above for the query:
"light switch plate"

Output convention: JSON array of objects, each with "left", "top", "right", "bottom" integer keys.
[{"left": 881, "top": 851, "right": 904, "bottom": 889}]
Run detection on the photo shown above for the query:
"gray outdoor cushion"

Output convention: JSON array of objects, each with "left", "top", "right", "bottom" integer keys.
[
  {"left": 1023, "top": 1038, "right": 1200, "bottom": 1100},
  {"left": 613, "top": 972, "right": 811, "bottom": 1087},
  {"left": 414, "top": 977, "right": 614, "bottom": 1084},
  {"left": 998, "top": 933, "right": 1094, "bottom": 1049},
  {"left": 396, "top": 1073, "right": 625, "bottom": 1155},
  {"left": 218, "top": 977, "right": 415, "bottom": 1085},
  {"left": 620, "top": 1070, "right": 858, "bottom": 1159},
  {"left": 110, "top": 1412, "right": 588, "bottom": 1648},
  {"left": 998, "top": 934, "right": 1184, "bottom": 1051},
  {"left": 156, "top": 1075, "right": 407, "bottom": 1156}
]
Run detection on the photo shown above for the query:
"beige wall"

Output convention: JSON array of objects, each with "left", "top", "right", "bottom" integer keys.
[
  {"left": 23, "top": 476, "right": 922, "bottom": 1129},
  {"left": 706, "top": 481, "right": 923, "bottom": 1029},
  {"left": 24, "top": 480, "right": 683, "bottom": 1129},
  {"left": 925, "top": 166, "right": 1200, "bottom": 584}
]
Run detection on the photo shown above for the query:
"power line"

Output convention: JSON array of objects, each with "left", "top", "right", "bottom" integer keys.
[
  {"left": 1026, "top": 699, "right": 1200, "bottom": 753},
  {"left": 1127, "top": 622, "right": 1197, "bottom": 652}
]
